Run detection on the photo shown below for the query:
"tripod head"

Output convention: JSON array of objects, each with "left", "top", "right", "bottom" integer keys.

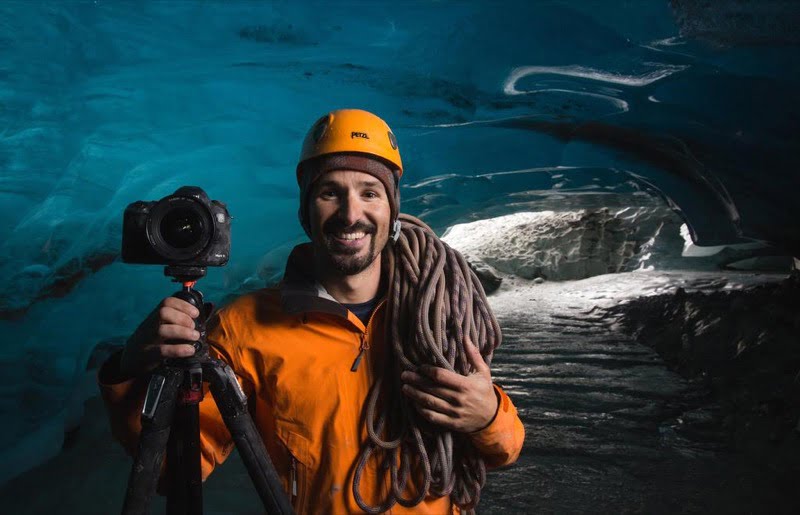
[{"left": 164, "top": 265, "right": 207, "bottom": 284}]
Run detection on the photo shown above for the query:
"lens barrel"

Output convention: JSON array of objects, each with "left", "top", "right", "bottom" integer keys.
[{"left": 146, "top": 196, "right": 214, "bottom": 261}]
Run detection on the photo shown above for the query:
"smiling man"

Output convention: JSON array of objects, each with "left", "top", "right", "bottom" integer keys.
[
  {"left": 99, "top": 109, "right": 524, "bottom": 513},
  {"left": 306, "top": 169, "right": 390, "bottom": 301}
]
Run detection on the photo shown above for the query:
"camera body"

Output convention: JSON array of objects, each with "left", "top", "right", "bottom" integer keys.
[{"left": 122, "top": 186, "right": 230, "bottom": 267}]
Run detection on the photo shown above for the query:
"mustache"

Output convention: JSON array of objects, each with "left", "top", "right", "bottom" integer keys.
[{"left": 322, "top": 219, "right": 376, "bottom": 235}]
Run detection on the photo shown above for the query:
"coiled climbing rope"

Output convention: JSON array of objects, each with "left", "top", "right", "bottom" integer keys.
[{"left": 352, "top": 213, "right": 502, "bottom": 513}]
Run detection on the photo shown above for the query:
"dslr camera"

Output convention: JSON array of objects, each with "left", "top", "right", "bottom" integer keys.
[{"left": 122, "top": 186, "right": 230, "bottom": 267}]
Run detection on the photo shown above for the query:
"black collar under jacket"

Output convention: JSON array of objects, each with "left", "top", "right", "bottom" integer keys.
[{"left": 279, "top": 243, "right": 349, "bottom": 318}]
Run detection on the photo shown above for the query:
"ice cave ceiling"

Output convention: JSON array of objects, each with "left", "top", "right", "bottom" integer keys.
[
  {"left": 1, "top": 0, "right": 800, "bottom": 491},
  {"left": 0, "top": 0, "right": 798, "bottom": 316}
]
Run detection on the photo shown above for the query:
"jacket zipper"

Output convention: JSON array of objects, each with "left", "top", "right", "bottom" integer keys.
[
  {"left": 351, "top": 333, "right": 369, "bottom": 372},
  {"left": 350, "top": 299, "right": 386, "bottom": 372},
  {"left": 290, "top": 455, "right": 298, "bottom": 503}
]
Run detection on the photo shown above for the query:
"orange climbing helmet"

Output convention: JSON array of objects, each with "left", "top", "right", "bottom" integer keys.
[
  {"left": 296, "top": 109, "right": 403, "bottom": 182},
  {"left": 296, "top": 109, "right": 404, "bottom": 239}
]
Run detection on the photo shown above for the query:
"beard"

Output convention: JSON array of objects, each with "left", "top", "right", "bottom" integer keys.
[{"left": 319, "top": 220, "right": 384, "bottom": 276}]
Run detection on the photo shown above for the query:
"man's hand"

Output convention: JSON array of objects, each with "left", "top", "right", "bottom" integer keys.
[
  {"left": 400, "top": 341, "right": 499, "bottom": 433},
  {"left": 120, "top": 297, "right": 200, "bottom": 377}
]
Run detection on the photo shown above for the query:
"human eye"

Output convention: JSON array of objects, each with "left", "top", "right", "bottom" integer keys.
[
  {"left": 363, "top": 190, "right": 381, "bottom": 200},
  {"left": 318, "top": 188, "right": 338, "bottom": 199}
]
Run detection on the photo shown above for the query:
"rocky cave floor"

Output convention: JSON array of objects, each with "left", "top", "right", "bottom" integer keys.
[{"left": 0, "top": 270, "right": 798, "bottom": 514}]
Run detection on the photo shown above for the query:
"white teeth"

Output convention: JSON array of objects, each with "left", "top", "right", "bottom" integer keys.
[{"left": 336, "top": 232, "right": 366, "bottom": 240}]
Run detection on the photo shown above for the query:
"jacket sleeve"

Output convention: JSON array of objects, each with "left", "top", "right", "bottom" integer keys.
[
  {"left": 97, "top": 310, "right": 252, "bottom": 482},
  {"left": 468, "top": 384, "right": 525, "bottom": 468}
]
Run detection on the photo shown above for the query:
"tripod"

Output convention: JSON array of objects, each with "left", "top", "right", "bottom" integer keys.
[{"left": 121, "top": 266, "right": 293, "bottom": 515}]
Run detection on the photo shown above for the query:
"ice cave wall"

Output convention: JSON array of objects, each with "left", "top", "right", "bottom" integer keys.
[{"left": 0, "top": 0, "right": 798, "bottom": 484}]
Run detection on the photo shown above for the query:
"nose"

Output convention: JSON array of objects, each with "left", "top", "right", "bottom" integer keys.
[{"left": 338, "top": 190, "right": 364, "bottom": 226}]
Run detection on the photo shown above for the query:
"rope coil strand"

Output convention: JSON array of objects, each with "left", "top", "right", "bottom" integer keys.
[{"left": 353, "top": 214, "right": 502, "bottom": 513}]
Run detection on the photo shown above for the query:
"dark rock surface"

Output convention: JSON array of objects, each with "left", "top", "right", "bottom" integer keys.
[
  {"left": 602, "top": 272, "right": 800, "bottom": 486},
  {"left": 468, "top": 259, "right": 503, "bottom": 294}
]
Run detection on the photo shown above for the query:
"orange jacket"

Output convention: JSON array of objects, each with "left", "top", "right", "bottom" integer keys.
[{"left": 99, "top": 244, "right": 525, "bottom": 514}]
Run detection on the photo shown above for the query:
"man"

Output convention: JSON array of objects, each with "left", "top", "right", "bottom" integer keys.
[{"left": 99, "top": 109, "right": 524, "bottom": 513}]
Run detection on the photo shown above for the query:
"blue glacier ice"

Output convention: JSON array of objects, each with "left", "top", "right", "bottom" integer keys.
[{"left": 0, "top": 0, "right": 798, "bottom": 501}]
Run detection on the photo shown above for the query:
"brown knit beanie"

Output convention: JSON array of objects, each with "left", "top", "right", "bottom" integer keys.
[{"left": 297, "top": 153, "right": 400, "bottom": 237}]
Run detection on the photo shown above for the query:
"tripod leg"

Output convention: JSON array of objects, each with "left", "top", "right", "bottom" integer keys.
[
  {"left": 166, "top": 402, "right": 203, "bottom": 515},
  {"left": 122, "top": 367, "right": 183, "bottom": 515},
  {"left": 205, "top": 360, "right": 294, "bottom": 515}
]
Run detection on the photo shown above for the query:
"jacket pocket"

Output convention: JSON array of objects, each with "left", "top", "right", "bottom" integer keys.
[{"left": 276, "top": 421, "right": 313, "bottom": 512}]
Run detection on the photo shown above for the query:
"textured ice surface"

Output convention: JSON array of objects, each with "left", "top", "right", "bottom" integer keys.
[
  {"left": 1, "top": 0, "right": 799, "bottom": 488},
  {"left": 442, "top": 208, "right": 680, "bottom": 281}
]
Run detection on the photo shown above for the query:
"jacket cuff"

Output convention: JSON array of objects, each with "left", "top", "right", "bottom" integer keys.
[
  {"left": 97, "top": 349, "right": 134, "bottom": 386},
  {"left": 97, "top": 350, "right": 148, "bottom": 451},
  {"left": 468, "top": 384, "right": 521, "bottom": 460}
]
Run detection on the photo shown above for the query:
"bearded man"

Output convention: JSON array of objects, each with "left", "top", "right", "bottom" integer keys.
[{"left": 99, "top": 109, "right": 525, "bottom": 513}]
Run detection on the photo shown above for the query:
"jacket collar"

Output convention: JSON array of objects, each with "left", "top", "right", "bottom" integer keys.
[{"left": 279, "top": 243, "right": 350, "bottom": 318}]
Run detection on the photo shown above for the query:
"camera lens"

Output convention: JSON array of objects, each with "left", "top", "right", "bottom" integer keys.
[
  {"left": 146, "top": 196, "right": 214, "bottom": 262},
  {"left": 160, "top": 207, "right": 204, "bottom": 249}
]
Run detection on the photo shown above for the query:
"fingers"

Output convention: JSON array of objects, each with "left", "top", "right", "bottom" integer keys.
[
  {"left": 161, "top": 297, "right": 200, "bottom": 320},
  {"left": 414, "top": 408, "right": 458, "bottom": 430},
  {"left": 401, "top": 384, "right": 459, "bottom": 418},
  {"left": 464, "top": 339, "right": 490, "bottom": 375},
  {"left": 400, "top": 369, "right": 468, "bottom": 431},
  {"left": 120, "top": 297, "right": 201, "bottom": 377},
  {"left": 399, "top": 349, "right": 487, "bottom": 401},
  {"left": 402, "top": 384, "right": 471, "bottom": 432},
  {"left": 157, "top": 297, "right": 200, "bottom": 345},
  {"left": 158, "top": 322, "right": 200, "bottom": 343},
  {"left": 401, "top": 371, "right": 460, "bottom": 404},
  {"left": 124, "top": 341, "right": 195, "bottom": 376},
  {"left": 144, "top": 342, "right": 196, "bottom": 362},
  {"left": 401, "top": 369, "right": 463, "bottom": 429},
  {"left": 159, "top": 305, "right": 197, "bottom": 330},
  {"left": 157, "top": 297, "right": 200, "bottom": 340},
  {"left": 413, "top": 366, "right": 467, "bottom": 390},
  {"left": 399, "top": 341, "right": 497, "bottom": 432}
]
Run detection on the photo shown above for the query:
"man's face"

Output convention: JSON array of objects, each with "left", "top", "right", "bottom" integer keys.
[{"left": 308, "top": 170, "right": 392, "bottom": 276}]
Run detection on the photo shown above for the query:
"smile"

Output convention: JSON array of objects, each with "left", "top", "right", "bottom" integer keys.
[{"left": 335, "top": 232, "right": 367, "bottom": 240}]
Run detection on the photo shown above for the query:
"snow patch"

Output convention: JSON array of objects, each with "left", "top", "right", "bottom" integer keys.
[{"left": 680, "top": 224, "right": 764, "bottom": 257}]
